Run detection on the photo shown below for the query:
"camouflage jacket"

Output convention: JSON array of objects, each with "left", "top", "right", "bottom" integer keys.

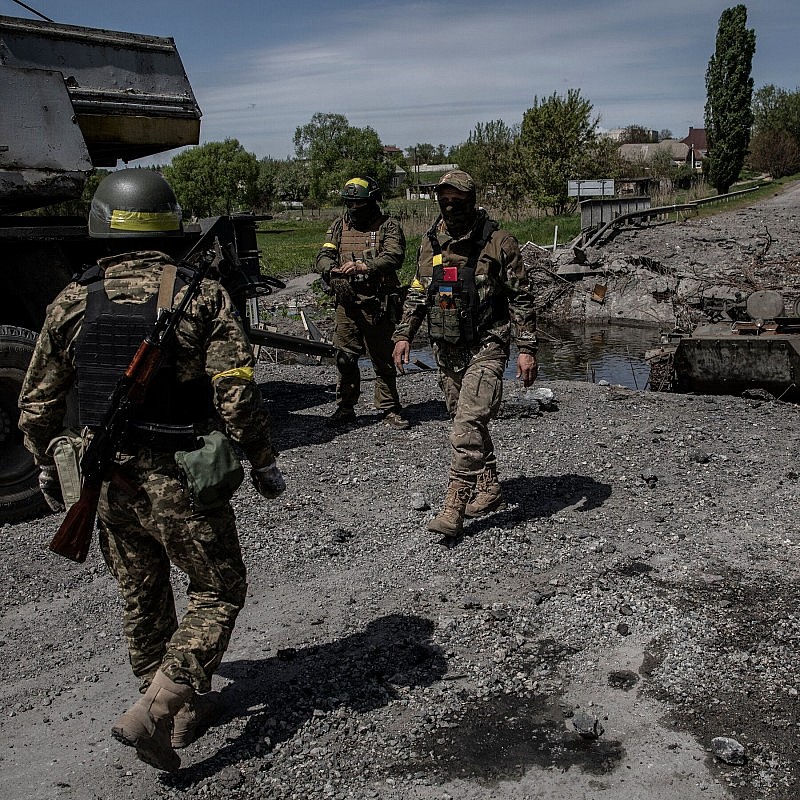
[
  {"left": 392, "top": 209, "right": 538, "bottom": 353},
  {"left": 18, "top": 251, "right": 275, "bottom": 469},
  {"left": 315, "top": 212, "right": 405, "bottom": 301}
]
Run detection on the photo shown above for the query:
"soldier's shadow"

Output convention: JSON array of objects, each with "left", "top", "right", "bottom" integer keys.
[
  {"left": 161, "top": 613, "right": 446, "bottom": 786},
  {"left": 259, "top": 378, "right": 449, "bottom": 451},
  {"left": 460, "top": 473, "right": 612, "bottom": 539}
]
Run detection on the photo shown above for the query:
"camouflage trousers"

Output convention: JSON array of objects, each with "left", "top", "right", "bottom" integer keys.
[
  {"left": 333, "top": 301, "right": 401, "bottom": 411},
  {"left": 98, "top": 449, "right": 247, "bottom": 694},
  {"left": 436, "top": 341, "right": 507, "bottom": 483}
]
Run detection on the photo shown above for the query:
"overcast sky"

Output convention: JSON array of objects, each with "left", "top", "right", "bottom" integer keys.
[{"left": 5, "top": 0, "right": 799, "bottom": 163}]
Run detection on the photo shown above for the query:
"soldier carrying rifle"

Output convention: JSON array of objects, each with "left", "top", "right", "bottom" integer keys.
[{"left": 18, "top": 169, "right": 286, "bottom": 772}]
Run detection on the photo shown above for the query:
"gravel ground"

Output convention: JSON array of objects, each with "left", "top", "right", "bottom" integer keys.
[{"left": 2, "top": 183, "right": 800, "bottom": 800}]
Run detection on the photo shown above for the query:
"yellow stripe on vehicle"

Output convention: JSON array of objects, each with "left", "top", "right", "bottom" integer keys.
[
  {"left": 212, "top": 367, "right": 254, "bottom": 383},
  {"left": 110, "top": 210, "right": 181, "bottom": 232}
]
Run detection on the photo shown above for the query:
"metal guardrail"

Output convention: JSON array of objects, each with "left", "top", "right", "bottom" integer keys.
[{"left": 583, "top": 185, "right": 762, "bottom": 248}]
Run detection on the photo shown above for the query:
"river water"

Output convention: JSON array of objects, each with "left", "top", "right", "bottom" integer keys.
[{"left": 416, "top": 323, "right": 665, "bottom": 391}]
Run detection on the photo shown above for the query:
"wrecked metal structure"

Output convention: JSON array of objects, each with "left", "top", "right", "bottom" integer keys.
[
  {"left": 0, "top": 14, "right": 330, "bottom": 522},
  {"left": 521, "top": 187, "right": 800, "bottom": 400}
]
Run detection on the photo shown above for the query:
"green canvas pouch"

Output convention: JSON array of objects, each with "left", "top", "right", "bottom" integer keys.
[
  {"left": 175, "top": 430, "right": 244, "bottom": 513},
  {"left": 46, "top": 429, "right": 84, "bottom": 509}
]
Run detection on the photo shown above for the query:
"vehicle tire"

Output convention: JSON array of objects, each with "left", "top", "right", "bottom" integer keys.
[{"left": 0, "top": 326, "right": 49, "bottom": 522}]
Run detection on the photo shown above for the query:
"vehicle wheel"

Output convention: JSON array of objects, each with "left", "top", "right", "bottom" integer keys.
[{"left": 0, "top": 326, "right": 48, "bottom": 522}]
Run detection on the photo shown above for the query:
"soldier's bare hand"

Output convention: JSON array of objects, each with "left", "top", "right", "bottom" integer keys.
[
  {"left": 516, "top": 352, "right": 538, "bottom": 387},
  {"left": 393, "top": 341, "right": 410, "bottom": 375}
]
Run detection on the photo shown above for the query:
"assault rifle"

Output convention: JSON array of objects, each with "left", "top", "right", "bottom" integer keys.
[{"left": 48, "top": 225, "right": 228, "bottom": 562}]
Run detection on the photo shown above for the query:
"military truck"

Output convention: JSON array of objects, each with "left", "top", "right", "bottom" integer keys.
[{"left": 0, "top": 14, "right": 331, "bottom": 522}]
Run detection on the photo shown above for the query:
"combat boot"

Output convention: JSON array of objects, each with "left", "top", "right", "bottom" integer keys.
[
  {"left": 427, "top": 480, "right": 473, "bottom": 538},
  {"left": 111, "top": 670, "right": 193, "bottom": 772},
  {"left": 171, "top": 691, "right": 223, "bottom": 749},
  {"left": 326, "top": 406, "right": 356, "bottom": 427},
  {"left": 465, "top": 468, "right": 506, "bottom": 518}
]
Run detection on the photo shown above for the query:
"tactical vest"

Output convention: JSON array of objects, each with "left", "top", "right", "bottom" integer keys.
[
  {"left": 425, "top": 216, "right": 504, "bottom": 346},
  {"left": 337, "top": 215, "right": 398, "bottom": 297},
  {"left": 74, "top": 264, "right": 213, "bottom": 438},
  {"left": 338, "top": 215, "right": 386, "bottom": 262}
]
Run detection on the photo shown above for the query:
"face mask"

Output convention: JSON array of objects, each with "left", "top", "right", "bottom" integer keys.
[
  {"left": 439, "top": 198, "right": 475, "bottom": 236},
  {"left": 346, "top": 202, "right": 375, "bottom": 226}
]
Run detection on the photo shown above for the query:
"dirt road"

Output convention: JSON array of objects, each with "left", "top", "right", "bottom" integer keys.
[{"left": 2, "top": 183, "right": 800, "bottom": 800}]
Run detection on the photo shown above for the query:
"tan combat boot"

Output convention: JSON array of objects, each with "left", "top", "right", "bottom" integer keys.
[
  {"left": 112, "top": 670, "right": 193, "bottom": 772},
  {"left": 171, "top": 691, "right": 223, "bottom": 749},
  {"left": 465, "top": 468, "right": 506, "bottom": 518},
  {"left": 427, "top": 480, "right": 473, "bottom": 538}
]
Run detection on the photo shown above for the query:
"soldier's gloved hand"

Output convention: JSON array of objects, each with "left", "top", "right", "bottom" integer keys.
[
  {"left": 39, "top": 466, "right": 65, "bottom": 512},
  {"left": 251, "top": 462, "right": 286, "bottom": 499}
]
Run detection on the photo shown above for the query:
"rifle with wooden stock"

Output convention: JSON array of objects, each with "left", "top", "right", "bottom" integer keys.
[{"left": 48, "top": 230, "right": 224, "bottom": 563}]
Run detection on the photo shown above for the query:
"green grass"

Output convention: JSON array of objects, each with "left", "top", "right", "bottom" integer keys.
[
  {"left": 256, "top": 210, "right": 582, "bottom": 283},
  {"left": 255, "top": 173, "right": 800, "bottom": 279},
  {"left": 256, "top": 219, "right": 329, "bottom": 278}
]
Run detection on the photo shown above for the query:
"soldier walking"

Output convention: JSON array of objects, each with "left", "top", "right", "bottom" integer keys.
[
  {"left": 18, "top": 170, "right": 285, "bottom": 772},
  {"left": 392, "top": 170, "right": 538, "bottom": 538},
  {"left": 317, "top": 177, "right": 409, "bottom": 429}
]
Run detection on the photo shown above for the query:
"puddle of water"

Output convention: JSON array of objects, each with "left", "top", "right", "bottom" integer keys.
[{"left": 413, "top": 323, "right": 665, "bottom": 391}]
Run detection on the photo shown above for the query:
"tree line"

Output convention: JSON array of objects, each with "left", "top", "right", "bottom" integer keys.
[{"left": 47, "top": 5, "right": 795, "bottom": 221}]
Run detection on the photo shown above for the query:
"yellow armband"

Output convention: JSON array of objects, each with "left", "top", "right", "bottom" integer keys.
[{"left": 212, "top": 367, "right": 254, "bottom": 383}]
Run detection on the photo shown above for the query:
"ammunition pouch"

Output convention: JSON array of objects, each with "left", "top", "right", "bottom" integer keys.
[
  {"left": 427, "top": 300, "right": 477, "bottom": 346},
  {"left": 175, "top": 430, "right": 244, "bottom": 513},
  {"left": 383, "top": 288, "right": 407, "bottom": 326},
  {"left": 46, "top": 430, "right": 85, "bottom": 510}
]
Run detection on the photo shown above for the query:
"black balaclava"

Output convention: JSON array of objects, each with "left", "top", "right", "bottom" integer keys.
[
  {"left": 346, "top": 201, "right": 379, "bottom": 228},
  {"left": 438, "top": 195, "right": 477, "bottom": 238}
]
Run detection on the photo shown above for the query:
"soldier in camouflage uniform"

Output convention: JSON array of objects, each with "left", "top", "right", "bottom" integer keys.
[
  {"left": 317, "top": 177, "right": 409, "bottom": 430},
  {"left": 392, "top": 170, "right": 538, "bottom": 539},
  {"left": 18, "top": 170, "right": 285, "bottom": 772}
]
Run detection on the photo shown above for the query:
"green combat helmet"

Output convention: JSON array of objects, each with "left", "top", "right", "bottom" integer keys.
[
  {"left": 89, "top": 168, "right": 183, "bottom": 238},
  {"left": 340, "top": 176, "right": 382, "bottom": 203}
]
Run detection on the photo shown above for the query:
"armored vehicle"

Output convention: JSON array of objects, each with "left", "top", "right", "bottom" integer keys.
[{"left": 649, "top": 289, "right": 800, "bottom": 400}]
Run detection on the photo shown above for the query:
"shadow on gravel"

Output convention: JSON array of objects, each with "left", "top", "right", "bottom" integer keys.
[
  {"left": 260, "top": 377, "right": 448, "bottom": 450},
  {"left": 460, "top": 474, "right": 612, "bottom": 540},
  {"left": 259, "top": 379, "right": 334, "bottom": 413},
  {"left": 161, "top": 613, "right": 447, "bottom": 787}
]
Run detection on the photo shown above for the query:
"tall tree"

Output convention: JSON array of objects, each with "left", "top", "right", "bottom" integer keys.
[
  {"left": 704, "top": 5, "right": 756, "bottom": 194},
  {"left": 752, "top": 85, "right": 800, "bottom": 144},
  {"left": 518, "top": 89, "right": 599, "bottom": 215},
  {"left": 293, "top": 113, "right": 389, "bottom": 206},
  {"left": 451, "top": 120, "right": 525, "bottom": 215},
  {"left": 163, "top": 139, "right": 259, "bottom": 217},
  {"left": 256, "top": 158, "right": 309, "bottom": 210}
]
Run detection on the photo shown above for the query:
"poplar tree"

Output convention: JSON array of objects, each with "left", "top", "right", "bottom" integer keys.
[{"left": 704, "top": 5, "right": 756, "bottom": 194}]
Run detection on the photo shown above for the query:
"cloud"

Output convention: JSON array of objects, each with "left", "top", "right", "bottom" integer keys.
[{"left": 128, "top": 0, "right": 800, "bottom": 161}]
